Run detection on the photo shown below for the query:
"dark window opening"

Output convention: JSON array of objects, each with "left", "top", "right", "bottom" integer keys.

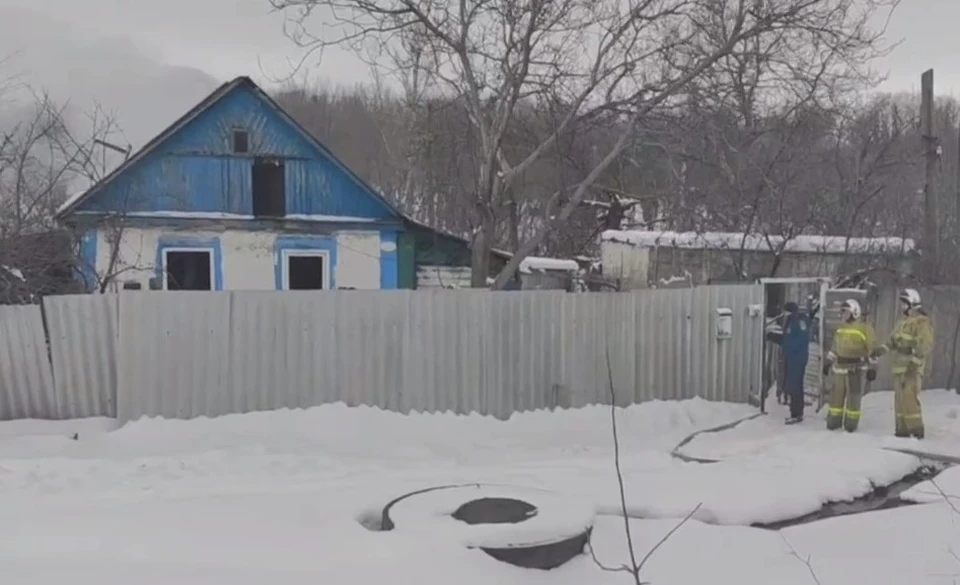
[
  {"left": 252, "top": 157, "right": 286, "bottom": 217},
  {"left": 232, "top": 130, "right": 249, "bottom": 153},
  {"left": 165, "top": 250, "right": 212, "bottom": 290},
  {"left": 287, "top": 254, "right": 326, "bottom": 290},
  {"left": 765, "top": 283, "right": 786, "bottom": 318}
]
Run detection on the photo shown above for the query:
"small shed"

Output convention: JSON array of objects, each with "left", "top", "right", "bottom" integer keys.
[
  {"left": 600, "top": 229, "right": 916, "bottom": 289},
  {"left": 404, "top": 221, "right": 580, "bottom": 291},
  {"left": 403, "top": 218, "right": 510, "bottom": 289},
  {"left": 518, "top": 256, "right": 581, "bottom": 290}
]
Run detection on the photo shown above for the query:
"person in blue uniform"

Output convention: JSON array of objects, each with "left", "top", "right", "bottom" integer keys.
[{"left": 767, "top": 301, "right": 812, "bottom": 424}]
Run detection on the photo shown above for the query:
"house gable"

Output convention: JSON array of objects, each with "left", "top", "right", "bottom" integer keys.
[{"left": 59, "top": 78, "right": 400, "bottom": 223}]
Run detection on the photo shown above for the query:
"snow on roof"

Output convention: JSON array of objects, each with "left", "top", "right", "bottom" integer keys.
[
  {"left": 1, "top": 265, "right": 25, "bottom": 282},
  {"left": 69, "top": 210, "right": 380, "bottom": 223},
  {"left": 518, "top": 256, "right": 580, "bottom": 274},
  {"left": 56, "top": 189, "right": 88, "bottom": 216},
  {"left": 600, "top": 230, "right": 915, "bottom": 255}
]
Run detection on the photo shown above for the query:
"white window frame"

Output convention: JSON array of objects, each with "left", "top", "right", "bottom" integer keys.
[
  {"left": 282, "top": 249, "right": 330, "bottom": 290},
  {"left": 162, "top": 247, "right": 216, "bottom": 291}
]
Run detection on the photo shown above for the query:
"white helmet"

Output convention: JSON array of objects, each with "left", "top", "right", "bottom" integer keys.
[
  {"left": 840, "top": 299, "right": 862, "bottom": 321},
  {"left": 899, "top": 288, "right": 921, "bottom": 309}
]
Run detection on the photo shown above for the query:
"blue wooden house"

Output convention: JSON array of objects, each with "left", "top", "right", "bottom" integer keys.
[{"left": 56, "top": 76, "right": 508, "bottom": 292}]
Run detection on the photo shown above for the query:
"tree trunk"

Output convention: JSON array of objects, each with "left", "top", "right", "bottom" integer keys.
[
  {"left": 471, "top": 150, "right": 501, "bottom": 288},
  {"left": 471, "top": 219, "right": 493, "bottom": 288},
  {"left": 507, "top": 187, "right": 520, "bottom": 253}
]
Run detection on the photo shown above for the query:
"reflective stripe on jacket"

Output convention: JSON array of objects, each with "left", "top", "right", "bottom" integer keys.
[{"left": 831, "top": 320, "right": 876, "bottom": 362}]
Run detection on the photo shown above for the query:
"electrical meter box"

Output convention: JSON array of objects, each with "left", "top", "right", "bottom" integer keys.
[{"left": 716, "top": 308, "right": 733, "bottom": 340}]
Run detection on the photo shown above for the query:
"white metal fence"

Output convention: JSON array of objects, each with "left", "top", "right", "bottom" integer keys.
[
  {"left": 0, "top": 286, "right": 765, "bottom": 422},
  {"left": 0, "top": 304, "right": 56, "bottom": 419}
]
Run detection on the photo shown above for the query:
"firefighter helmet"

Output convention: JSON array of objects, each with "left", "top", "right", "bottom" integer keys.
[
  {"left": 840, "top": 299, "right": 862, "bottom": 321},
  {"left": 899, "top": 288, "right": 921, "bottom": 308}
]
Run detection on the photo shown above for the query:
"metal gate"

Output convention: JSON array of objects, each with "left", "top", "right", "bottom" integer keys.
[{"left": 757, "top": 277, "right": 829, "bottom": 413}]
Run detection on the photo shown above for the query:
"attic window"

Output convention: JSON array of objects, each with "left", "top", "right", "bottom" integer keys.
[
  {"left": 252, "top": 157, "right": 286, "bottom": 217},
  {"left": 232, "top": 129, "right": 249, "bottom": 153}
]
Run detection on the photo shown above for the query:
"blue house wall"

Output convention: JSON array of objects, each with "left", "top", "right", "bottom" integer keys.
[{"left": 71, "top": 85, "right": 398, "bottom": 220}]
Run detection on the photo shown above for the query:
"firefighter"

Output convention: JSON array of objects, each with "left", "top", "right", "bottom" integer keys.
[
  {"left": 822, "top": 299, "right": 876, "bottom": 432},
  {"left": 872, "top": 288, "right": 934, "bottom": 439}
]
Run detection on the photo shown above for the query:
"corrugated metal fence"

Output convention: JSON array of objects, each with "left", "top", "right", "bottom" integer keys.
[
  {"left": 0, "top": 304, "right": 56, "bottom": 419},
  {"left": 0, "top": 285, "right": 765, "bottom": 422}
]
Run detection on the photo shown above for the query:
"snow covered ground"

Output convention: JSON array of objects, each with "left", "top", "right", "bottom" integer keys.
[{"left": 2, "top": 391, "right": 960, "bottom": 584}]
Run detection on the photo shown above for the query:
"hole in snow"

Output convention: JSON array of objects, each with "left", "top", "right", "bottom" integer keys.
[{"left": 451, "top": 497, "right": 538, "bottom": 525}]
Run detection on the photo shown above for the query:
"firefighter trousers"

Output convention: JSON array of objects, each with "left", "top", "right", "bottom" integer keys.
[
  {"left": 826, "top": 369, "right": 863, "bottom": 432},
  {"left": 893, "top": 372, "right": 924, "bottom": 438}
]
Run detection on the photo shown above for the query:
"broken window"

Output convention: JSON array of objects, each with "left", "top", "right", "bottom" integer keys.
[
  {"left": 164, "top": 250, "right": 213, "bottom": 290},
  {"left": 285, "top": 253, "right": 327, "bottom": 290},
  {"left": 252, "top": 157, "right": 286, "bottom": 217},
  {"left": 232, "top": 129, "right": 249, "bottom": 153}
]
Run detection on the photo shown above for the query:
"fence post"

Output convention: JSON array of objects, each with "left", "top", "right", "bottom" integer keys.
[
  {"left": 38, "top": 296, "right": 62, "bottom": 418},
  {"left": 946, "top": 312, "right": 960, "bottom": 393}
]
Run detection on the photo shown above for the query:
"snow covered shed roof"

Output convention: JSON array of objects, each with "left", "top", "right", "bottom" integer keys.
[
  {"left": 518, "top": 256, "right": 580, "bottom": 274},
  {"left": 600, "top": 230, "right": 916, "bottom": 255}
]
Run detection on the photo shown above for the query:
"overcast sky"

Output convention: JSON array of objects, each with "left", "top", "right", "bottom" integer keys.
[{"left": 0, "top": 0, "right": 953, "bottom": 148}]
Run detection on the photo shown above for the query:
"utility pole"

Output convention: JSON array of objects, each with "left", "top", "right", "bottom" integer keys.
[
  {"left": 920, "top": 69, "right": 940, "bottom": 281},
  {"left": 956, "top": 115, "right": 960, "bottom": 221}
]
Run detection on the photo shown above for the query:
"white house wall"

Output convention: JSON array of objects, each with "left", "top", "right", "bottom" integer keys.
[
  {"left": 94, "top": 227, "right": 385, "bottom": 291},
  {"left": 336, "top": 231, "right": 381, "bottom": 289},
  {"left": 95, "top": 228, "right": 156, "bottom": 289},
  {"left": 221, "top": 231, "right": 277, "bottom": 290}
]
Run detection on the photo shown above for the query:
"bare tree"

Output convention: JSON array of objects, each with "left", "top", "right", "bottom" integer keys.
[
  {"left": 0, "top": 85, "right": 133, "bottom": 298},
  {"left": 656, "top": 103, "right": 845, "bottom": 278},
  {"left": 0, "top": 70, "right": 168, "bottom": 300},
  {"left": 588, "top": 342, "right": 703, "bottom": 584},
  {"left": 271, "top": 0, "right": 897, "bottom": 288},
  {"left": 0, "top": 90, "right": 88, "bottom": 238},
  {"left": 629, "top": 10, "right": 912, "bottom": 281}
]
